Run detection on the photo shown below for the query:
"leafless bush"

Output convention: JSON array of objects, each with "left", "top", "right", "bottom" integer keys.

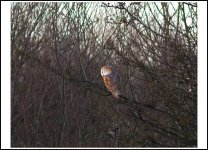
[{"left": 11, "top": 2, "right": 197, "bottom": 147}]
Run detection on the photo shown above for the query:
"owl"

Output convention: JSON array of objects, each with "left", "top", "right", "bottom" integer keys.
[{"left": 101, "top": 65, "right": 121, "bottom": 99}]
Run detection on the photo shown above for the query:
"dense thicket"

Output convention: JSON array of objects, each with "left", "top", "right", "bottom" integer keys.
[{"left": 11, "top": 2, "right": 197, "bottom": 147}]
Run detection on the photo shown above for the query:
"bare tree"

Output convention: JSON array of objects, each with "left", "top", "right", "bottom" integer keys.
[{"left": 11, "top": 2, "right": 197, "bottom": 147}]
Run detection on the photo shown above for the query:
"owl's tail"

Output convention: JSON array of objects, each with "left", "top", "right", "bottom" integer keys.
[{"left": 113, "top": 91, "right": 121, "bottom": 99}]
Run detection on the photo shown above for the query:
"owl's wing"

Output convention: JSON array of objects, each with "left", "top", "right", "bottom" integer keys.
[
  {"left": 102, "top": 76, "right": 115, "bottom": 92},
  {"left": 103, "top": 73, "right": 120, "bottom": 91},
  {"left": 103, "top": 75, "right": 120, "bottom": 99}
]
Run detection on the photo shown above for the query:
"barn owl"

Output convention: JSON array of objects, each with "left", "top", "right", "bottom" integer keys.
[{"left": 101, "top": 66, "right": 121, "bottom": 99}]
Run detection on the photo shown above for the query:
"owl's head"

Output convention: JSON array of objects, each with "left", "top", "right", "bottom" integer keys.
[{"left": 101, "top": 66, "right": 113, "bottom": 76}]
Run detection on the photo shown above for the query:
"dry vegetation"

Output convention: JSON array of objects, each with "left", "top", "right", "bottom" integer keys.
[{"left": 11, "top": 2, "right": 197, "bottom": 147}]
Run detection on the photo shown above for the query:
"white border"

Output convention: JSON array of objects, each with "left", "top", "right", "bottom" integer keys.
[
  {"left": 1, "top": 1, "right": 11, "bottom": 149},
  {"left": 198, "top": 1, "right": 207, "bottom": 149}
]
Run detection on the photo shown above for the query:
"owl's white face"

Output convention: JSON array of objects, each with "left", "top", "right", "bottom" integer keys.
[{"left": 101, "top": 66, "right": 112, "bottom": 76}]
